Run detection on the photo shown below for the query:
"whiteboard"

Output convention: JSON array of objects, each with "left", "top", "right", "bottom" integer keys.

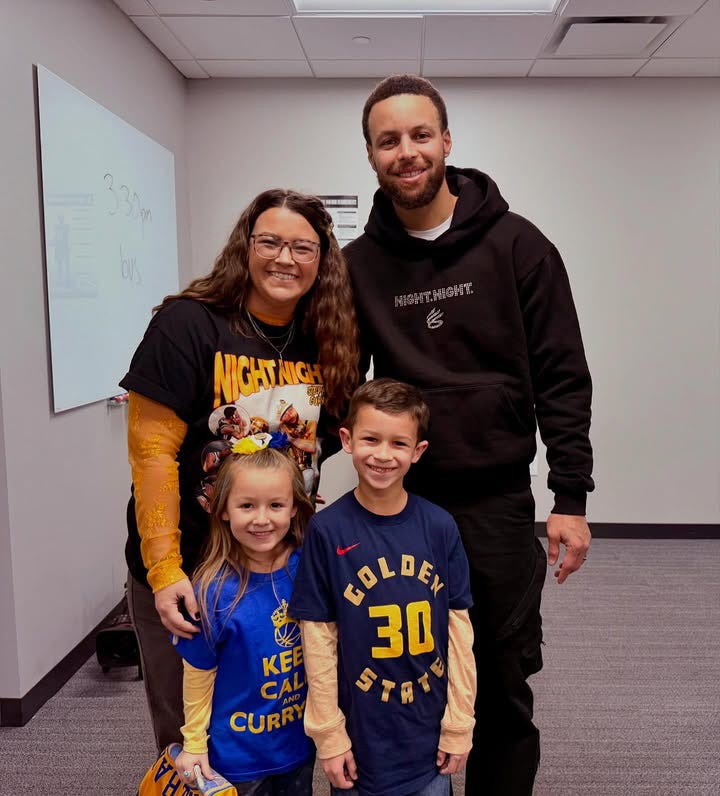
[{"left": 37, "top": 65, "right": 179, "bottom": 412}]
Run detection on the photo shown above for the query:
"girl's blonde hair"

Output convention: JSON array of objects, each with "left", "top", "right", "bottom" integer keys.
[{"left": 193, "top": 447, "right": 314, "bottom": 644}]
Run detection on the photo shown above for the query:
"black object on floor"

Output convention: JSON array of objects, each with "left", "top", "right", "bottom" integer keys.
[{"left": 96, "top": 593, "right": 142, "bottom": 678}]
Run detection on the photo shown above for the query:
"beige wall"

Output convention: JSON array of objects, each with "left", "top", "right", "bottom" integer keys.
[
  {"left": 0, "top": 0, "right": 191, "bottom": 698},
  {"left": 185, "top": 77, "right": 720, "bottom": 524}
]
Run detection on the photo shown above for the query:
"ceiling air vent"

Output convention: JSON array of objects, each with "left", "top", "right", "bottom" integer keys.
[{"left": 549, "top": 16, "right": 671, "bottom": 57}]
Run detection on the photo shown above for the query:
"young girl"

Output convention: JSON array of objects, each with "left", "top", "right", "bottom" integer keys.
[{"left": 173, "top": 439, "right": 315, "bottom": 795}]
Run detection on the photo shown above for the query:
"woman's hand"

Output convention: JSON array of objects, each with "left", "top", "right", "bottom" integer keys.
[
  {"left": 174, "top": 749, "right": 213, "bottom": 788},
  {"left": 154, "top": 577, "right": 200, "bottom": 639}
]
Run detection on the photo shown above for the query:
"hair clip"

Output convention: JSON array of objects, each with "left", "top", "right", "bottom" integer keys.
[
  {"left": 231, "top": 431, "right": 290, "bottom": 455},
  {"left": 267, "top": 431, "right": 290, "bottom": 449}
]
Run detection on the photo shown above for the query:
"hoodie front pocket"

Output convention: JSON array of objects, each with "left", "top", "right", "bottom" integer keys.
[{"left": 419, "top": 382, "right": 535, "bottom": 474}]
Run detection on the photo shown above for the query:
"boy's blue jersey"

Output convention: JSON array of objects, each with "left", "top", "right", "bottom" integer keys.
[
  {"left": 174, "top": 549, "right": 313, "bottom": 783},
  {"left": 289, "top": 491, "right": 472, "bottom": 796}
]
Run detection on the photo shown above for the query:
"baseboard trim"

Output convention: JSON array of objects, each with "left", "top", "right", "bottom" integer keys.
[
  {"left": 0, "top": 598, "right": 125, "bottom": 727},
  {"left": 535, "top": 522, "right": 720, "bottom": 539}
]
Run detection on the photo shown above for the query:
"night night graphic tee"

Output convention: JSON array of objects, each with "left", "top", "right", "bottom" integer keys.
[{"left": 121, "top": 299, "right": 323, "bottom": 585}]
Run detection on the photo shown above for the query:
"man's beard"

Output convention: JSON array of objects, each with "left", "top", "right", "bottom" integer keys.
[{"left": 377, "top": 160, "right": 446, "bottom": 211}]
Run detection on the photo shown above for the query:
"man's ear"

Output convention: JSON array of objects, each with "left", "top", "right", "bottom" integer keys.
[
  {"left": 442, "top": 128, "right": 452, "bottom": 159},
  {"left": 340, "top": 427, "right": 353, "bottom": 453},
  {"left": 411, "top": 440, "right": 429, "bottom": 464},
  {"left": 366, "top": 144, "right": 377, "bottom": 173}
]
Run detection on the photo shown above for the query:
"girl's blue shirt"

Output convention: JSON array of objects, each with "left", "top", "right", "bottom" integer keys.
[{"left": 174, "top": 549, "right": 312, "bottom": 782}]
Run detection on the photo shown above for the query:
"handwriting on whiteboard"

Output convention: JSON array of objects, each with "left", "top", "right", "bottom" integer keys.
[
  {"left": 120, "top": 244, "right": 142, "bottom": 286},
  {"left": 103, "top": 173, "right": 152, "bottom": 236}
]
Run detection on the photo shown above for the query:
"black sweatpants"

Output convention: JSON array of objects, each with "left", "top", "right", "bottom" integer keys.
[{"left": 432, "top": 487, "right": 546, "bottom": 796}]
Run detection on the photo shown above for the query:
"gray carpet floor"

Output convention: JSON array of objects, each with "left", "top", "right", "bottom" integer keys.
[{"left": 1, "top": 539, "right": 718, "bottom": 795}]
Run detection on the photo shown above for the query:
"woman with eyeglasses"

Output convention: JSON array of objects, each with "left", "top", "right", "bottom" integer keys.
[{"left": 120, "top": 189, "right": 359, "bottom": 754}]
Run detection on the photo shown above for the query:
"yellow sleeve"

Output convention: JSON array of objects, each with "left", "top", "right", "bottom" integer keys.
[
  {"left": 181, "top": 660, "right": 216, "bottom": 754},
  {"left": 439, "top": 608, "right": 477, "bottom": 754},
  {"left": 127, "top": 391, "right": 188, "bottom": 592},
  {"left": 299, "top": 620, "right": 353, "bottom": 759}
]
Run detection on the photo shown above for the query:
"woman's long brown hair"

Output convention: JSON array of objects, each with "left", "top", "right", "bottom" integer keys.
[{"left": 156, "top": 189, "right": 359, "bottom": 417}]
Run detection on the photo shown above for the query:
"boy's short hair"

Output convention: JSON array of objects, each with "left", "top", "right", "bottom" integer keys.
[
  {"left": 362, "top": 74, "right": 449, "bottom": 145},
  {"left": 343, "top": 378, "right": 430, "bottom": 441}
]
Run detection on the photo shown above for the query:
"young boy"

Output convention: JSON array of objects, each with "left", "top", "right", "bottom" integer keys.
[{"left": 289, "top": 379, "right": 476, "bottom": 796}]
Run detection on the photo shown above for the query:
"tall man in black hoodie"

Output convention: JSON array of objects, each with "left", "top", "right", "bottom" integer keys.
[{"left": 343, "top": 75, "right": 594, "bottom": 795}]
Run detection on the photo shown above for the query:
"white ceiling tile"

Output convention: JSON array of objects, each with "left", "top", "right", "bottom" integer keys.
[
  {"left": 171, "top": 60, "right": 210, "bottom": 78},
  {"left": 197, "top": 60, "right": 313, "bottom": 77},
  {"left": 559, "top": 0, "right": 706, "bottom": 15},
  {"left": 637, "top": 56, "right": 720, "bottom": 75},
  {"left": 311, "top": 59, "right": 420, "bottom": 77},
  {"left": 654, "top": 0, "right": 720, "bottom": 56},
  {"left": 423, "top": 59, "right": 532, "bottom": 76},
  {"left": 425, "top": 14, "right": 556, "bottom": 59},
  {"left": 149, "top": 0, "right": 292, "bottom": 14},
  {"left": 530, "top": 57, "right": 647, "bottom": 75},
  {"left": 556, "top": 22, "right": 667, "bottom": 56},
  {"left": 131, "top": 16, "right": 193, "bottom": 59},
  {"left": 163, "top": 16, "right": 306, "bottom": 59},
  {"left": 294, "top": 16, "right": 422, "bottom": 60},
  {"left": 113, "top": 0, "right": 156, "bottom": 14}
]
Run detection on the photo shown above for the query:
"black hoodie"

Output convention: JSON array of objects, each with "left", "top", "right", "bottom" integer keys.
[{"left": 343, "top": 166, "right": 593, "bottom": 514}]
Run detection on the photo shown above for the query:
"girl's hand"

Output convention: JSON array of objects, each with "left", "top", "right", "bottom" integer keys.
[
  {"left": 320, "top": 749, "right": 357, "bottom": 789},
  {"left": 175, "top": 750, "right": 213, "bottom": 787},
  {"left": 154, "top": 577, "right": 200, "bottom": 638}
]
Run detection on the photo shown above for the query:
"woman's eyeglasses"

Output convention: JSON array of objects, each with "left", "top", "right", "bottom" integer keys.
[{"left": 250, "top": 235, "right": 320, "bottom": 264}]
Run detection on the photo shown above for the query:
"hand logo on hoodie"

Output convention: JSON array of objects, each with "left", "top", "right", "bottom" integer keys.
[{"left": 426, "top": 307, "right": 444, "bottom": 330}]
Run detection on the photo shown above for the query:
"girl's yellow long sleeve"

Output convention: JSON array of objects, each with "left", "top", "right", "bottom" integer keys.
[{"left": 181, "top": 660, "right": 216, "bottom": 753}]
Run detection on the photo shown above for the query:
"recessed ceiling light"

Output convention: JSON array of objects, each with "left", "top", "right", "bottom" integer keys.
[{"left": 353, "top": 35, "right": 372, "bottom": 44}]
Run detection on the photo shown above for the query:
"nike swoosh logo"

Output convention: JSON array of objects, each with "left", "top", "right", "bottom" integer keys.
[{"left": 336, "top": 543, "right": 360, "bottom": 556}]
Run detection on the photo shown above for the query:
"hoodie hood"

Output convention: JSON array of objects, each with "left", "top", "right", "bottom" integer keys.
[{"left": 364, "top": 166, "right": 510, "bottom": 258}]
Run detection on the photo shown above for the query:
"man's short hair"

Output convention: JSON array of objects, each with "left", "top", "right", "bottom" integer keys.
[
  {"left": 343, "top": 378, "right": 430, "bottom": 441},
  {"left": 362, "top": 74, "right": 449, "bottom": 145}
]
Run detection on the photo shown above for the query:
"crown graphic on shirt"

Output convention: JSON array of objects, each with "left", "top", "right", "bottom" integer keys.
[{"left": 271, "top": 599, "right": 289, "bottom": 629}]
